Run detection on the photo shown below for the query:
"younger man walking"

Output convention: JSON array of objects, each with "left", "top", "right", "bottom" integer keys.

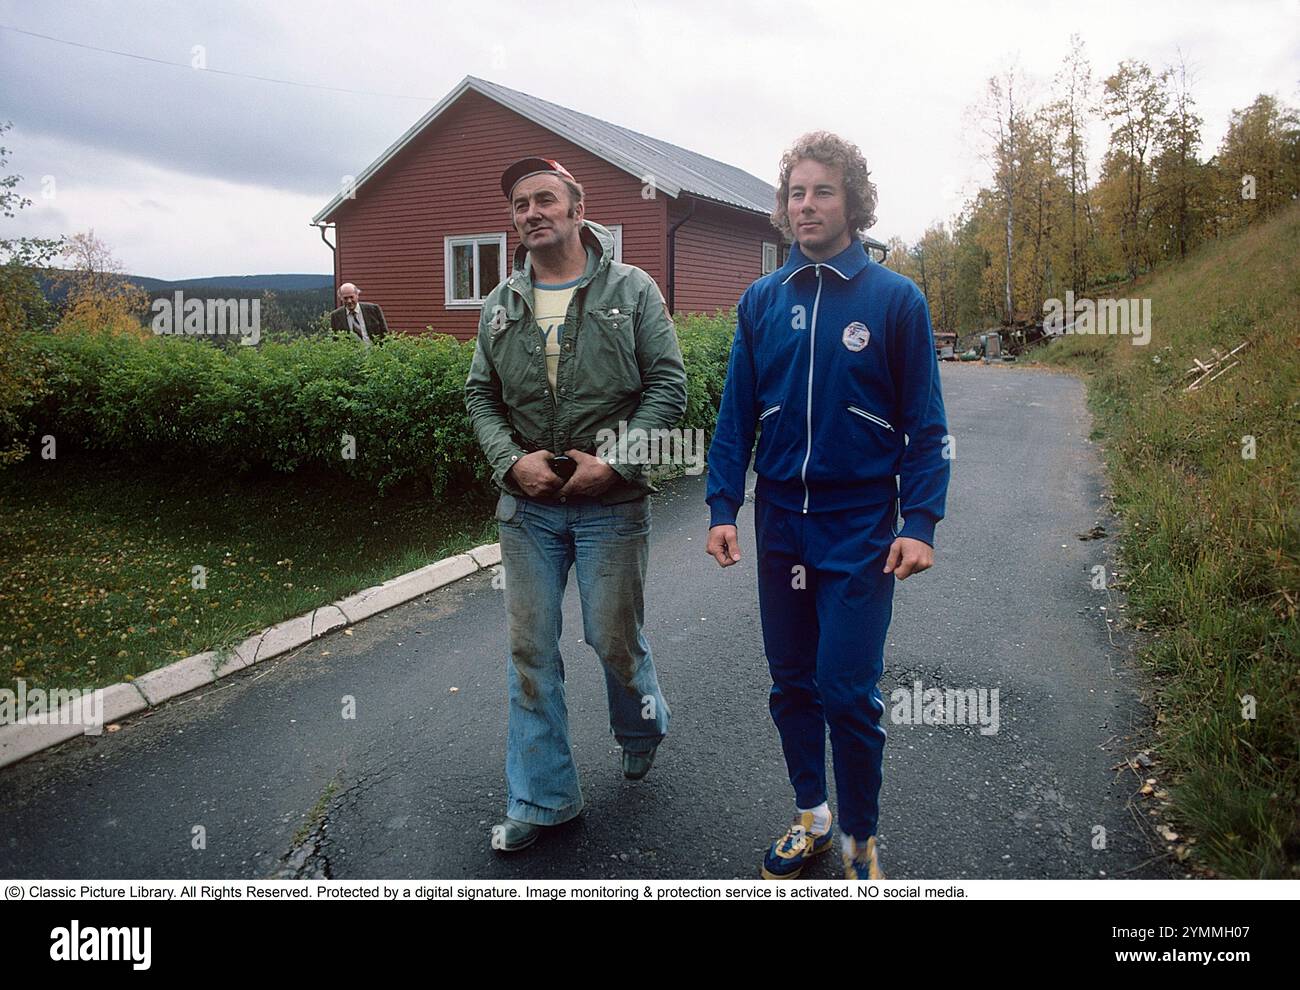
[{"left": 705, "top": 133, "right": 951, "bottom": 879}]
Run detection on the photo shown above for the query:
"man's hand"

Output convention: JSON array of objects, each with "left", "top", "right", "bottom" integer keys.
[
  {"left": 558, "top": 449, "right": 617, "bottom": 497},
  {"left": 508, "top": 449, "right": 563, "bottom": 498},
  {"left": 707, "top": 525, "right": 742, "bottom": 567},
  {"left": 884, "top": 537, "right": 934, "bottom": 580}
]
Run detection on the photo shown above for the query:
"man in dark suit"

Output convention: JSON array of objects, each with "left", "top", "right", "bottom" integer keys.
[{"left": 330, "top": 282, "right": 388, "bottom": 345}]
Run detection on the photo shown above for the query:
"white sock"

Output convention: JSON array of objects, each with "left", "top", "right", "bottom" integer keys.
[{"left": 797, "top": 802, "right": 831, "bottom": 835}]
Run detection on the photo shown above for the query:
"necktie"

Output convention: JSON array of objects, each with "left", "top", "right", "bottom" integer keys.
[{"left": 351, "top": 310, "right": 370, "bottom": 345}]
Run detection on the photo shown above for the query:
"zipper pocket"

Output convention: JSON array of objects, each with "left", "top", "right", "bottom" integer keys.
[
  {"left": 759, "top": 404, "right": 781, "bottom": 421},
  {"left": 847, "top": 405, "right": 895, "bottom": 432}
]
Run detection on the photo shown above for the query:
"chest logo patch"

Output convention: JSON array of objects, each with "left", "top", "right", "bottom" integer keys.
[{"left": 842, "top": 321, "right": 871, "bottom": 352}]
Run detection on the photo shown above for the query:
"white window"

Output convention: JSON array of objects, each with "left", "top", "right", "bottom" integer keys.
[
  {"left": 607, "top": 224, "right": 624, "bottom": 263},
  {"left": 444, "top": 233, "right": 507, "bottom": 307},
  {"left": 762, "top": 241, "right": 779, "bottom": 275}
]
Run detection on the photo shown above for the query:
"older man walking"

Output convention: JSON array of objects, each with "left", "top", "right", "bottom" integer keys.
[{"left": 465, "top": 157, "right": 687, "bottom": 852}]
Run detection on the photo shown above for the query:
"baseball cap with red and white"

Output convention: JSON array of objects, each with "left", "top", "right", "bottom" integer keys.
[{"left": 501, "top": 157, "right": 577, "bottom": 199}]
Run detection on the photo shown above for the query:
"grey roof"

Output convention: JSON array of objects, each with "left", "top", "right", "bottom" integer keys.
[{"left": 313, "top": 75, "right": 779, "bottom": 223}]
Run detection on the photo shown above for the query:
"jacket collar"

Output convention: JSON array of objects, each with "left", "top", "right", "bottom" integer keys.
[
  {"left": 507, "top": 220, "right": 613, "bottom": 299},
  {"left": 778, "top": 238, "right": 871, "bottom": 284}
]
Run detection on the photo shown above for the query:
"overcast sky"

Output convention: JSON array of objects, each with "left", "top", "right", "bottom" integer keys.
[{"left": 2, "top": 0, "right": 1296, "bottom": 279}]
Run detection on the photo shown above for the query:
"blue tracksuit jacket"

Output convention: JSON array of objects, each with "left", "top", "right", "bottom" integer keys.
[{"left": 705, "top": 238, "right": 950, "bottom": 545}]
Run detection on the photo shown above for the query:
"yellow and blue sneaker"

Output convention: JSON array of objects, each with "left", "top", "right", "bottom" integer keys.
[
  {"left": 761, "top": 811, "right": 834, "bottom": 879},
  {"left": 842, "top": 834, "right": 884, "bottom": 880}
]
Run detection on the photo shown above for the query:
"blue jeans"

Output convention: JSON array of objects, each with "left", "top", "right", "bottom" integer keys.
[
  {"left": 496, "top": 491, "right": 669, "bottom": 825},
  {"left": 755, "top": 497, "right": 898, "bottom": 840}
]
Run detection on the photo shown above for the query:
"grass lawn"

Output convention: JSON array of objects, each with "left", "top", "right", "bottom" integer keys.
[
  {"left": 1034, "top": 201, "right": 1299, "bottom": 878},
  {"left": 0, "top": 457, "right": 497, "bottom": 692}
]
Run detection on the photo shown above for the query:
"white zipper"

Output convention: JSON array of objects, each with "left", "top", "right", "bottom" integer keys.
[
  {"left": 847, "top": 406, "right": 895, "bottom": 432},
  {"left": 799, "top": 267, "right": 824, "bottom": 513},
  {"left": 759, "top": 404, "right": 781, "bottom": 420}
]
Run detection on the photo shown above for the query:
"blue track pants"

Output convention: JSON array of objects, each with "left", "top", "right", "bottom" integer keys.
[{"left": 755, "top": 496, "right": 898, "bottom": 840}]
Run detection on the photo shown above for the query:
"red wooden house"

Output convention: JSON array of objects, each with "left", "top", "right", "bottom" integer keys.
[{"left": 312, "top": 76, "right": 885, "bottom": 339}]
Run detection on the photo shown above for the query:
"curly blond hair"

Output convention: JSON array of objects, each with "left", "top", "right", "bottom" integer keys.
[{"left": 771, "top": 131, "right": 878, "bottom": 238}]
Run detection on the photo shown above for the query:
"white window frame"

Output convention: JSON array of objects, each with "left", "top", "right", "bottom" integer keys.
[
  {"left": 606, "top": 224, "right": 624, "bottom": 264},
  {"left": 444, "top": 233, "right": 507, "bottom": 308},
  {"left": 762, "top": 241, "right": 779, "bottom": 275}
]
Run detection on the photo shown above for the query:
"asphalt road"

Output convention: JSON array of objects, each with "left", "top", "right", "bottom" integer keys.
[{"left": 0, "top": 363, "right": 1176, "bottom": 881}]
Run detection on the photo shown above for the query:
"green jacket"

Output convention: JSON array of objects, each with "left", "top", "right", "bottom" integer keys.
[{"left": 464, "top": 220, "right": 688, "bottom": 503}]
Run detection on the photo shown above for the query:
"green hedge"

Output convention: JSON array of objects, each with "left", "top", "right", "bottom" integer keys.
[
  {"left": 674, "top": 309, "right": 735, "bottom": 439},
  {"left": 4, "top": 312, "right": 737, "bottom": 498}
]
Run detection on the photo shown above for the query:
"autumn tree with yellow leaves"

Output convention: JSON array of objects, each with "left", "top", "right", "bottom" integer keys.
[
  {"left": 891, "top": 39, "right": 1299, "bottom": 333},
  {"left": 53, "top": 230, "right": 151, "bottom": 338}
]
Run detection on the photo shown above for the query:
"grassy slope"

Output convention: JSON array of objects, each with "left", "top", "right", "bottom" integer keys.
[{"left": 1036, "top": 201, "right": 1299, "bottom": 878}]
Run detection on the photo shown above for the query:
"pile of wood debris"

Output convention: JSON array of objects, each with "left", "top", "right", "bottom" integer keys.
[{"left": 1184, "top": 340, "right": 1249, "bottom": 392}]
